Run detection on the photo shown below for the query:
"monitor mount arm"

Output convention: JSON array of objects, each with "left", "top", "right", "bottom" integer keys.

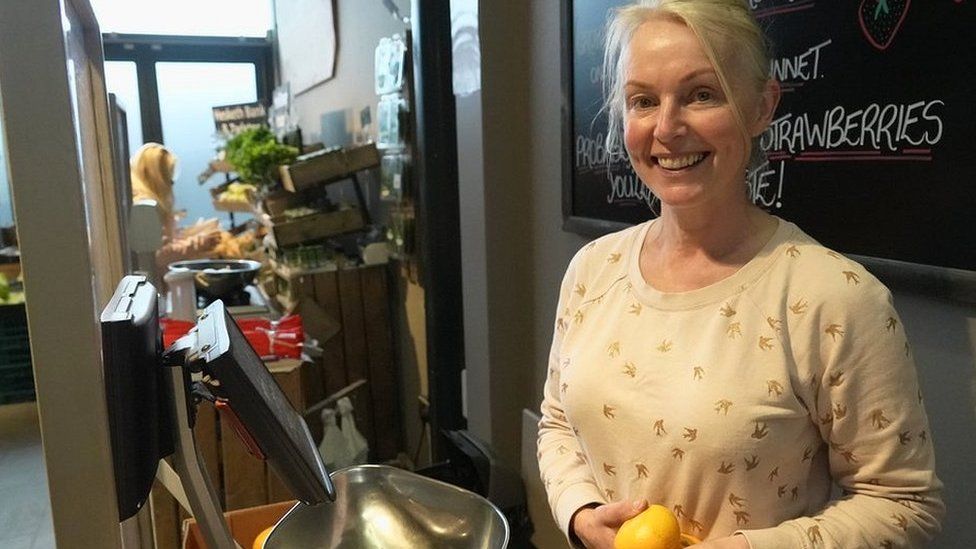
[{"left": 161, "top": 330, "right": 242, "bottom": 549}]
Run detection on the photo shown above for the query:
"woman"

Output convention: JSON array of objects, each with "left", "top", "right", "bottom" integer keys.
[
  {"left": 130, "top": 142, "right": 219, "bottom": 270},
  {"left": 537, "top": 1, "right": 943, "bottom": 548}
]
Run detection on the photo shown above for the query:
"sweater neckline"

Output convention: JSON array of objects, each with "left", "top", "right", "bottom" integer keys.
[{"left": 626, "top": 216, "right": 794, "bottom": 311}]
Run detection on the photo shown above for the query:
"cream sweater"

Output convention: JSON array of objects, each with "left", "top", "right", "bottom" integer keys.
[{"left": 538, "top": 218, "right": 943, "bottom": 548}]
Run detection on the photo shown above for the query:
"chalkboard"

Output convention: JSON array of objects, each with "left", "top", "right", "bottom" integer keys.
[{"left": 561, "top": 0, "right": 976, "bottom": 274}]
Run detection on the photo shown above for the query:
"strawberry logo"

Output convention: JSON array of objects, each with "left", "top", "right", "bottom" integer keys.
[{"left": 859, "top": 0, "right": 911, "bottom": 51}]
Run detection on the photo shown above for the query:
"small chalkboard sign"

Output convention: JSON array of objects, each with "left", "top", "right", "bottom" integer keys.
[
  {"left": 213, "top": 101, "right": 268, "bottom": 135},
  {"left": 561, "top": 0, "right": 976, "bottom": 275}
]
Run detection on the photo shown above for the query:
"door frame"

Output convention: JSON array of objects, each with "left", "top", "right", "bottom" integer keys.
[{"left": 0, "top": 0, "right": 127, "bottom": 546}]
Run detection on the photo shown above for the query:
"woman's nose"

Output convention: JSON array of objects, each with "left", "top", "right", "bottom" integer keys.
[{"left": 653, "top": 101, "right": 686, "bottom": 143}]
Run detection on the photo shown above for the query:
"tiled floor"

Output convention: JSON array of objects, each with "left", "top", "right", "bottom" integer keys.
[{"left": 0, "top": 402, "right": 54, "bottom": 548}]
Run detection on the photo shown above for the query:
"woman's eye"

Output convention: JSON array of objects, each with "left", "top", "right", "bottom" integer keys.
[
  {"left": 693, "top": 90, "right": 714, "bottom": 102},
  {"left": 629, "top": 96, "right": 655, "bottom": 110}
]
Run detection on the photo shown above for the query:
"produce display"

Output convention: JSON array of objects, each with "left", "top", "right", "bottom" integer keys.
[
  {"left": 0, "top": 273, "right": 24, "bottom": 305},
  {"left": 177, "top": 218, "right": 265, "bottom": 261},
  {"left": 224, "top": 127, "right": 299, "bottom": 188},
  {"left": 217, "top": 182, "right": 258, "bottom": 205},
  {"left": 213, "top": 229, "right": 264, "bottom": 261}
]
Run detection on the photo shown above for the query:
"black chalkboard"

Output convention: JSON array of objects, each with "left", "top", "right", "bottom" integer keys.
[{"left": 561, "top": 0, "right": 976, "bottom": 273}]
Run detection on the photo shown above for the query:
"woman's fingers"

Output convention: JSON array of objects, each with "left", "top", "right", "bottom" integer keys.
[
  {"left": 578, "top": 500, "right": 649, "bottom": 548},
  {"left": 598, "top": 499, "right": 649, "bottom": 526}
]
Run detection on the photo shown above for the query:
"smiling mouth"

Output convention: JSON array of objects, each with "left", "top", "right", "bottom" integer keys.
[{"left": 654, "top": 153, "right": 709, "bottom": 171}]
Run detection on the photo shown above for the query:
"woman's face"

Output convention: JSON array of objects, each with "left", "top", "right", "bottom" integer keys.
[{"left": 622, "top": 19, "right": 767, "bottom": 211}]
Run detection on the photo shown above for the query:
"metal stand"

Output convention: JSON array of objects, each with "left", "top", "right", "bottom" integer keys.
[{"left": 163, "top": 367, "right": 241, "bottom": 549}]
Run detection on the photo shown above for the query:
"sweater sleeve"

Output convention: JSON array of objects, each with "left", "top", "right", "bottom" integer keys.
[
  {"left": 538, "top": 251, "right": 605, "bottom": 541},
  {"left": 740, "top": 274, "right": 944, "bottom": 548}
]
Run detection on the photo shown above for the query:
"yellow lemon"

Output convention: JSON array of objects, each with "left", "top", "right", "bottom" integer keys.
[
  {"left": 614, "top": 504, "right": 682, "bottom": 549},
  {"left": 252, "top": 525, "right": 274, "bottom": 549}
]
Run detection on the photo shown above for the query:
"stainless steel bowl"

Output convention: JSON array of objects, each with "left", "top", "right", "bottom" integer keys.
[
  {"left": 264, "top": 465, "right": 510, "bottom": 549},
  {"left": 167, "top": 259, "right": 262, "bottom": 299}
]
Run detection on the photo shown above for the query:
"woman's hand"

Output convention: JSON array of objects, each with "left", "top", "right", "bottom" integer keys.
[
  {"left": 692, "top": 534, "right": 750, "bottom": 548},
  {"left": 572, "top": 499, "right": 648, "bottom": 548}
]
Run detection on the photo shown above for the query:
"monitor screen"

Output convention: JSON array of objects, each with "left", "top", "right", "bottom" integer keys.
[{"left": 192, "top": 299, "right": 335, "bottom": 505}]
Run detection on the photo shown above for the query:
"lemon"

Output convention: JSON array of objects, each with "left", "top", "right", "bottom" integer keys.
[
  {"left": 614, "top": 504, "right": 682, "bottom": 549},
  {"left": 252, "top": 525, "right": 274, "bottom": 549}
]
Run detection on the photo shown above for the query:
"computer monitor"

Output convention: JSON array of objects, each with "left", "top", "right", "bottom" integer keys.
[
  {"left": 190, "top": 299, "right": 334, "bottom": 505},
  {"left": 100, "top": 276, "right": 174, "bottom": 521},
  {"left": 100, "top": 275, "right": 334, "bottom": 522}
]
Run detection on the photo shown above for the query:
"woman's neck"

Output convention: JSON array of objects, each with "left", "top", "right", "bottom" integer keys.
[
  {"left": 639, "top": 201, "right": 778, "bottom": 292},
  {"left": 651, "top": 202, "right": 774, "bottom": 262}
]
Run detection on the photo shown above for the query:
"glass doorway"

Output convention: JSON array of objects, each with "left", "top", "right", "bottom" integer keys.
[
  {"left": 155, "top": 61, "right": 257, "bottom": 223},
  {"left": 103, "top": 35, "right": 273, "bottom": 227}
]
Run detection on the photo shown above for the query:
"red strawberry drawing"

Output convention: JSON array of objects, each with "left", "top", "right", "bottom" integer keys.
[{"left": 859, "top": 0, "right": 911, "bottom": 51}]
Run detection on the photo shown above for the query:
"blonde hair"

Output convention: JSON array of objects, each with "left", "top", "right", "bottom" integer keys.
[
  {"left": 602, "top": 0, "right": 772, "bottom": 171},
  {"left": 130, "top": 142, "right": 178, "bottom": 231}
]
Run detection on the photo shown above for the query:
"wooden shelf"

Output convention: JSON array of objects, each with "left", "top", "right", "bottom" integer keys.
[
  {"left": 278, "top": 143, "right": 380, "bottom": 192},
  {"left": 270, "top": 259, "right": 340, "bottom": 281},
  {"left": 268, "top": 207, "right": 365, "bottom": 248}
]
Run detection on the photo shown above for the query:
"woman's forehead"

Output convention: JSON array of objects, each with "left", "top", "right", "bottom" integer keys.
[
  {"left": 630, "top": 18, "right": 704, "bottom": 53},
  {"left": 624, "top": 23, "right": 716, "bottom": 82}
]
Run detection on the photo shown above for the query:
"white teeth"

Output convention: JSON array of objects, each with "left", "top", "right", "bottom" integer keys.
[{"left": 657, "top": 153, "right": 705, "bottom": 170}]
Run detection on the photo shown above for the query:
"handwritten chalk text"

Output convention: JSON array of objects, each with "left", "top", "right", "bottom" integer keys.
[
  {"left": 770, "top": 39, "right": 831, "bottom": 82},
  {"left": 576, "top": 133, "right": 628, "bottom": 171},
  {"left": 761, "top": 100, "right": 945, "bottom": 154},
  {"left": 748, "top": 160, "right": 785, "bottom": 209},
  {"left": 606, "top": 171, "right": 656, "bottom": 208}
]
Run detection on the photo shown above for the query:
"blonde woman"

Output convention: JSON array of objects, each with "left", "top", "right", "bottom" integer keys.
[
  {"left": 130, "top": 143, "right": 219, "bottom": 269},
  {"left": 537, "top": 1, "right": 943, "bottom": 547}
]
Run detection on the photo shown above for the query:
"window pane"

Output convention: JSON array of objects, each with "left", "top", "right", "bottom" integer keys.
[
  {"left": 0, "top": 99, "right": 13, "bottom": 228},
  {"left": 103, "top": 61, "right": 143, "bottom": 151},
  {"left": 156, "top": 62, "right": 257, "bottom": 224},
  {"left": 90, "top": 0, "right": 272, "bottom": 37}
]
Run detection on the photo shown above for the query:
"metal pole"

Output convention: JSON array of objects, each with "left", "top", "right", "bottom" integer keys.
[{"left": 410, "top": 0, "right": 467, "bottom": 460}]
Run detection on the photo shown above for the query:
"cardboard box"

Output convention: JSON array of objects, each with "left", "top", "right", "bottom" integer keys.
[{"left": 182, "top": 500, "right": 296, "bottom": 549}]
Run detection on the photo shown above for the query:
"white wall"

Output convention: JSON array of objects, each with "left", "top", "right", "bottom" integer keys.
[{"left": 284, "top": 1, "right": 408, "bottom": 147}]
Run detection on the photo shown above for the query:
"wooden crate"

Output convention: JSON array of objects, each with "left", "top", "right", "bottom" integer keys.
[
  {"left": 274, "top": 263, "right": 402, "bottom": 462},
  {"left": 261, "top": 188, "right": 304, "bottom": 218},
  {"left": 278, "top": 143, "right": 380, "bottom": 193},
  {"left": 269, "top": 207, "right": 365, "bottom": 248}
]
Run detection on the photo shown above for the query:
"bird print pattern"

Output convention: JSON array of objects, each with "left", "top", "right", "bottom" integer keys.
[{"left": 537, "top": 222, "right": 941, "bottom": 546}]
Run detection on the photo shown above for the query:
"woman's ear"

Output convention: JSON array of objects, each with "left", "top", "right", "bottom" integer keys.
[{"left": 750, "top": 79, "right": 781, "bottom": 137}]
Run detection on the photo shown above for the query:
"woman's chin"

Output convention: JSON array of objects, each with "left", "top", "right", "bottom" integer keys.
[{"left": 649, "top": 186, "right": 709, "bottom": 210}]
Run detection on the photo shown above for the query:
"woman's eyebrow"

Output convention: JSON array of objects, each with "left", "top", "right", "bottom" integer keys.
[
  {"left": 624, "top": 67, "right": 717, "bottom": 90},
  {"left": 680, "top": 67, "right": 718, "bottom": 83},
  {"left": 624, "top": 80, "right": 650, "bottom": 90}
]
